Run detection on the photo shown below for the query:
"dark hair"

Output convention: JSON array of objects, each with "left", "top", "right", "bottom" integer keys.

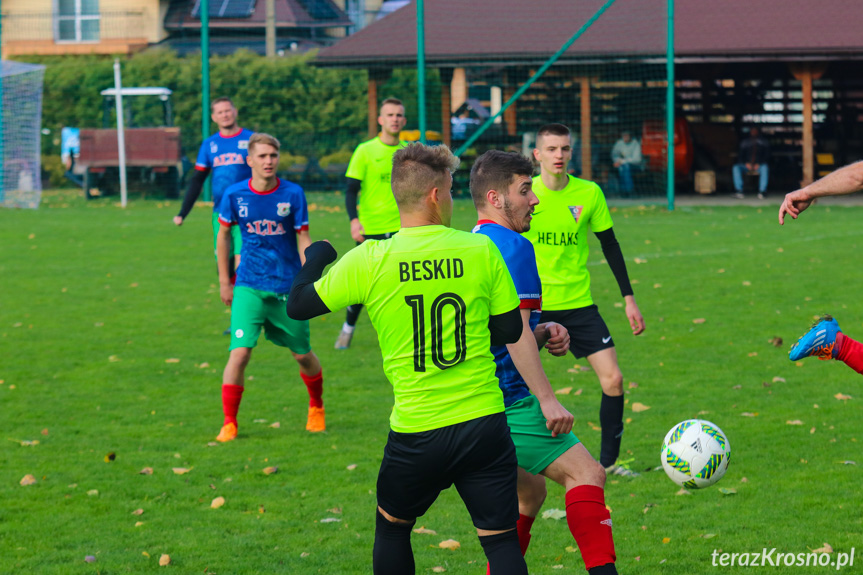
[
  {"left": 211, "top": 96, "right": 235, "bottom": 111},
  {"left": 469, "top": 150, "right": 534, "bottom": 209},
  {"left": 391, "top": 143, "right": 459, "bottom": 210},
  {"left": 536, "top": 123, "right": 571, "bottom": 140},
  {"left": 380, "top": 97, "right": 405, "bottom": 112}
]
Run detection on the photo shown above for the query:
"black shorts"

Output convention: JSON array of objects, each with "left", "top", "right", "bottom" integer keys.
[
  {"left": 376, "top": 412, "right": 519, "bottom": 531},
  {"left": 541, "top": 304, "right": 614, "bottom": 359}
]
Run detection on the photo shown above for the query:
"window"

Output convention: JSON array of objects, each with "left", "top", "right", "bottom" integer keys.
[{"left": 56, "top": 0, "right": 100, "bottom": 42}]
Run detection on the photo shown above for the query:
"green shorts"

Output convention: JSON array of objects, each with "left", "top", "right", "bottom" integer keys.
[
  {"left": 212, "top": 212, "right": 243, "bottom": 258},
  {"left": 229, "top": 286, "right": 311, "bottom": 354},
  {"left": 506, "top": 394, "right": 580, "bottom": 475}
]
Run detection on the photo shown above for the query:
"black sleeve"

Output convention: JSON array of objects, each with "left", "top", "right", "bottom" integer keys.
[
  {"left": 595, "top": 227, "right": 634, "bottom": 298},
  {"left": 345, "top": 177, "right": 362, "bottom": 220},
  {"left": 286, "top": 241, "right": 338, "bottom": 320},
  {"left": 177, "top": 168, "right": 209, "bottom": 219},
  {"left": 488, "top": 307, "right": 522, "bottom": 347}
]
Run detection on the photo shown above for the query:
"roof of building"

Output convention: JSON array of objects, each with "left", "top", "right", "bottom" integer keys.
[{"left": 316, "top": 0, "right": 862, "bottom": 67}]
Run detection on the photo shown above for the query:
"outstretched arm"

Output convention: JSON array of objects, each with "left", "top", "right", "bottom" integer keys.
[
  {"left": 174, "top": 168, "right": 209, "bottom": 225},
  {"left": 595, "top": 227, "right": 645, "bottom": 335},
  {"left": 508, "top": 309, "right": 574, "bottom": 437},
  {"left": 779, "top": 161, "right": 863, "bottom": 224}
]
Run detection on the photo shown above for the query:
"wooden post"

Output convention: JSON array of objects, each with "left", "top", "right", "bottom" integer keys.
[
  {"left": 440, "top": 68, "right": 454, "bottom": 148},
  {"left": 265, "top": 0, "right": 276, "bottom": 57},
  {"left": 451, "top": 68, "right": 467, "bottom": 113},
  {"left": 801, "top": 67, "right": 814, "bottom": 186},
  {"left": 579, "top": 77, "right": 592, "bottom": 181},
  {"left": 367, "top": 68, "right": 393, "bottom": 139},
  {"left": 503, "top": 72, "right": 517, "bottom": 137},
  {"left": 790, "top": 62, "right": 827, "bottom": 187},
  {"left": 368, "top": 75, "right": 379, "bottom": 139}
]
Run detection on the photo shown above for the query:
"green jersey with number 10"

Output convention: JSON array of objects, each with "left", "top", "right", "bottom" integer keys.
[{"left": 315, "top": 225, "right": 519, "bottom": 433}]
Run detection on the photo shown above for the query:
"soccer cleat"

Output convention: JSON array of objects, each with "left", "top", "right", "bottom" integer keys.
[
  {"left": 789, "top": 315, "right": 841, "bottom": 361},
  {"left": 306, "top": 406, "right": 326, "bottom": 432},
  {"left": 216, "top": 422, "right": 238, "bottom": 442},
  {"left": 334, "top": 329, "right": 354, "bottom": 350},
  {"left": 605, "top": 458, "right": 641, "bottom": 478}
]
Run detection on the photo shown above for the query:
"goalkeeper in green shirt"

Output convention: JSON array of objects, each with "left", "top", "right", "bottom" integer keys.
[
  {"left": 336, "top": 97, "right": 408, "bottom": 350},
  {"left": 525, "top": 123, "right": 646, "bottom": 478},
  {"left": 287, "top": 143, "right": 528, "bottom": 575}
]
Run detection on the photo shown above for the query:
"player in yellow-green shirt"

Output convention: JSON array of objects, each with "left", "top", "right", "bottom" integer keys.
[
  {"left": 336, "top": 97, "right": 408, "bottom": 350},
  {"left": 524, "top": 123, "right": 645, "bottom": 477},
  {"left": 287, "top": 143, "right": 528, "bottom": 575}
]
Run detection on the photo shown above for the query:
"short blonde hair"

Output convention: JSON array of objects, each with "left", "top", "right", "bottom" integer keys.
[
  {"left": 392, "top": 143, "right": 460, "bottom": 210},
  {"left": 248, "top": 132, "right": 280, "bottom": 153}
]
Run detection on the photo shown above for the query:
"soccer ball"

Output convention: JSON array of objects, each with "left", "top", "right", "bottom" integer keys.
[{"left": 660, "top": 419, "right": 731, "bottom": 489}]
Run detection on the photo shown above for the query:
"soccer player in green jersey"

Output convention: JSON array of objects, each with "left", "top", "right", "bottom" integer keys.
[
  {"left": 287, "top": 143, "right": 529, "bottom": 575},
  {"left": 525, "top": 124, "right": 646, "bottom": 477},
  {"left": 335, "top": 97, "right": 408, "bottom": 350},
  {"left": 472, "top": 150, "right": 619, "bottom": 575}
]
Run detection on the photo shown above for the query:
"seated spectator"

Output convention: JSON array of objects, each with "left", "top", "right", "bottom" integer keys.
[
  {"left": 611, "top": 130, "right": 642, "bottom": 196},
  {"left": 733, "top": 127, "right": 769, "bottom": 199}
]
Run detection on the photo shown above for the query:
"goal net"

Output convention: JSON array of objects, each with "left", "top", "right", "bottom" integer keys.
[{"left": 1, "top": 60, "right": 46, "bottom": 209}]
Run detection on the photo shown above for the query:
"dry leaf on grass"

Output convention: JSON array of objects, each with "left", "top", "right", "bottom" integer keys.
[
  {"left": 834, "top": 393, "right": 853, "bottom": 401},
  {"left": 628, "top": 382, "right": 638, "bottom": 389},
  {"left": 165, "top": 358, "right": 180, "bottom": 364},
  {"left": 211, "top": 496, "right": 225, "bottom": 509},
  {"left": 269, "top": 422, "right": 281, "bottom": 428},
  {"left": 740, "top": 412, "right": 759, "bottom": 417},
  {"left": 769, "top": 337, "right": 783, "bottom": 347},
  {"left": 676, "top": 488, "right": 691, "bottom": 496},
  {"left": 541, "top": 508, "right": 567, "bottom": 520},
  {"left": 198, "top": 362, "right": 210, "bottom": 368},
  {"left": 20, "top": 474, "right": 36, "bottom": 486},
  {"left": 786, "top": 420, "right": 803, "bottom": 425},
  {"left": 439, "top": 539, "right": 461, "bottom": 550},
  {"left": 263, "top": 466, "right": 278, "bottom": 475},
  {"left": 555, "top": 387, "right": 573, "bottom": 395},
  {"left": 132, "top": 509, "right": 144, "bottom": 516},
  {"left": 631, "top": 402, "right": 650, "bottom": 413},
  {"left": 413, "top": 526, "right": 437, "bottom": 535},
  {"left": 574, "top": 388, "right": 583, "bottom": 395},
  {"left": 320, "top": 517, "right": 341, "bottom": 523},
  {"left": 140, "top": 467, "right": 153, "bottom": 475},
  {"left": 87, "top": 489, "right": 99, "bottom": 496},
  {"left": 432, "top": 567, "right": 446, "bottom": 573},
  {"left": 719, "top": 488, "right": 737, "bottom": 495},
  {"left": 346, "top": 464, "right": 358, "bottom": 471},
  {"left": 159, "top": 554, "right": 171, "bottom": 566},
  {"left": 172, "top": 467, "right": 191, "bottom": 475},
  {"left": 812, "top": 543, "right": 833, "bottom": 554},
  {"left": 692, "top": 318, "right": 706, "bottom": 324},
  {"left": 773, "top": 376, "right": 786, "bottom": 383}
]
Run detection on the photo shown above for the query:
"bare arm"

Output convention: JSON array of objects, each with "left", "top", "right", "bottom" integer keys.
[
  {"left": 216, "top": 224, "right": 234, "bottom": 306},
  {"left": 296, "top": 229, "right": 312, "bottom": 266},
  {"left": 507, "top": 309, "right": 574, "bottom": 437},
  {"left": 779, "top": 161, "right": 863, "bottom": 224}
]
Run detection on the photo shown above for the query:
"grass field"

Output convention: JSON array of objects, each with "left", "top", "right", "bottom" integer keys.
[{"left": 1, "top": 189, "right": 861, "bottom": 574}]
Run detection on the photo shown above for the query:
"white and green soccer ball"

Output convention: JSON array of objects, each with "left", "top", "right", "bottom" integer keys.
[{"left": 661, "top": 419, "right": 731, "bottom": 489}]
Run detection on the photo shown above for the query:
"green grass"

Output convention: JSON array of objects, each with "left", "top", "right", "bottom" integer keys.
[{"left": 1, "top": 189, "right": 861, "bottom": 574}]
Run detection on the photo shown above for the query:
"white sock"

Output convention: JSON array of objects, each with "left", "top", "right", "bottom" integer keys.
[{"left": 342, "top": 323, "right": 355, "bottom": 334}]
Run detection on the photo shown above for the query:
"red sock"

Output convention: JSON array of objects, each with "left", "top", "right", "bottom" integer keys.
[
  {"left": 565, "top": 485, "right": 616, "bottom": 570},
  {"left": 301, "top": 370, "right": 324, "bottom": 408},
  {"left": 222, "top": 384, "right": 244, "bottom": 425},
  {"left": 516, "top": 513, "right": 535, "bottom": 556},
  {"left": 837, "top": 333, "right": 863, "bottom": 374}
]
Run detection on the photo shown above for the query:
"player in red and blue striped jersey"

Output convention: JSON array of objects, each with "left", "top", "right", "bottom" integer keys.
[
  {"left": 214, "top": 133, "right": 325, "bottom": 442},
  {"left": 471, "top": 150, "right": 619, "bottom": 575}
]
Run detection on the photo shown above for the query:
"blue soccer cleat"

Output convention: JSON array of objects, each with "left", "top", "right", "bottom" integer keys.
[{"left": 789, "top": 315, "right": 841, "bottom": 361}]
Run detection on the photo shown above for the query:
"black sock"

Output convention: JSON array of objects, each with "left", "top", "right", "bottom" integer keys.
[
  {"left": 599, "top": 393, "right": 624, "bottom": 467},
  {"left": 589, "top": 563, "right": 618, "bottom": 575},
  {"left": 373, "top": 510, "right": 415, "bottom": 575},
  {"left": 346, "top": 304, "right": 363, "bottom": 327},
  {"left": 479, "top": 530, "right": 528, "bottom": 575}
]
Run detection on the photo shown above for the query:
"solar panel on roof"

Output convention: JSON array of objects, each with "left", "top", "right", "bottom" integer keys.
[
  {"left": 192, "top": 0, "right": 257, "bottom": 19},
  {"left": 296, "top": 0, "right": 340, "bottom": 20}
]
